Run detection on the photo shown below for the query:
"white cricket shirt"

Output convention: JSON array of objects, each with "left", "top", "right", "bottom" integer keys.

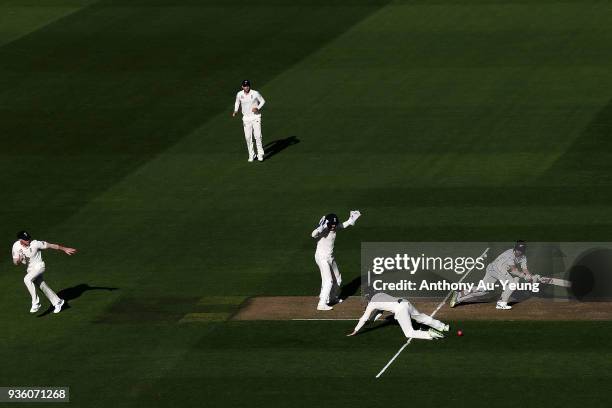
[
  {"left": 234, "top": 90, "right": 265, "bottom": 121},
  {"left": 489, "top": 248, "right": 527, "bottom": 274},
  {"left": 12, "top": 240, "right": 48, "bottom": 269},
  {"left": 311, "top": 221, "right": 352, "bottom": 259}
]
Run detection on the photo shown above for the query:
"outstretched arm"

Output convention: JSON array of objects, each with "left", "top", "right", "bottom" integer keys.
[
  {"left": 347, "top": 303, "right": 377, "bottom": 336},
  {"left": 311, "top": 216, "right": 328, "bottom": 238},
  {"left": 46, "top": 242, "right": 77, "bottom": 256},
  {"left": 341, "top": 210, "right": 361, "bottom": 229}
]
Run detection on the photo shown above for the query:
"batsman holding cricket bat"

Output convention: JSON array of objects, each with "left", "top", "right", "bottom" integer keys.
[{"left": 450, "top": 241, "right": 532, "bottom": 310}]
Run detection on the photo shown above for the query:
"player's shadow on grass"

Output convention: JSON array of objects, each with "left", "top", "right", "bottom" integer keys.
[
  {"left": 38, "top": 284, "right": 118, "bottom": 317},
  {"left": 340, "top": 276, "right": 362, "bottom": 299},
  {"left": 263, "top": 136, "right": 299, "bottom": 161}
]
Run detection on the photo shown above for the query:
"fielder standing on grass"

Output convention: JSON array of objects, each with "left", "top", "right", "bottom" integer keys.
[
  {"left": 232, "top": 79, "right": 266, "bottom": 162},
  {"left": 11, "top": 230, "right": 77, "bottom": 314},
  {"left": 450, "top": 241, "right": 533, "bottom": 310},
  {"left": 347, "top": 292, "right": 448, "bottom": 340},
  {"left": 311, "top": 211, "right": 361, "bottom": 311}
]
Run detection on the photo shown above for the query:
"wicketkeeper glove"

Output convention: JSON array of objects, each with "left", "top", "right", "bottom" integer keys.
[
  {"left": 315, "top": 216, "right": 328, "bottom": 233},
  {"left": 348, "top": 210, "right": 361, "bottom": 225}
]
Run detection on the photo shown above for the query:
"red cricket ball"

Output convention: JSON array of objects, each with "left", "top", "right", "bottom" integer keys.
[{"left": 457, "top": 330, "right": 463, "bottom": 337}]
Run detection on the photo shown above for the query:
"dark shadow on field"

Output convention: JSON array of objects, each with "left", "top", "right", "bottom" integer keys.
[
  {"left": 340, "top": 276, "right": 361, "bottom": 299},
  {"left": 94, "top": 296, "right": 200, "bottom": 324},
  {"left": 37, "top": 284, "right": 118, "bottom": 317},
  {"left": 0, "top": 0, "right": 390, "bottom": 232},
  {"left": 353, "top": 314, "right": 396, "bottom": 336},
  {"left": 263, "top": 136, "right": 299, "bottom": 161}
]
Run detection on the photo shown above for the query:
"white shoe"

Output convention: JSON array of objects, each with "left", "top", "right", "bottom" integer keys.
[
  {"left": 496, "top": 301, "right": 512, "bottom": 310},
  {"left": 257, "top": 156, "right": 263, "bottom": 162},
  {"left": 30, "top": 304, "right": 41, "bottom": 313},
  {"left": 248, "top": 157, "right": 254, "bottom": 162},
  {"left": 54, "top": 299, "right": 65, "bottom": 314},
  {"left": 317, "top": 304, "right": 333, "bottom": 311},
  {"left": 429, "top": 328, "right": 445, "bottom": 339}
]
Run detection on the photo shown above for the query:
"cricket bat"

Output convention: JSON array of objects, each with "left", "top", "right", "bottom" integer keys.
[{"left": 537, "top": 276, "right": 571, "bottom": 288}]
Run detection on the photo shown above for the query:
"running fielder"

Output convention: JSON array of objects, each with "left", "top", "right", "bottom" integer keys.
[
  {"left": 11, "top": 230, "right": 77, "bottom": 314},
  {"left": 347, "top": 293, "right": 448, "bottom": 340},
  {"left": 450, "top": 241, "right": 532, "bottom": 310},
  {"left": 311, "top": 211, "right": 361, "bottom": 311},
  {"left": 232, "top": 79, "right": 266, "bottom": 162}
]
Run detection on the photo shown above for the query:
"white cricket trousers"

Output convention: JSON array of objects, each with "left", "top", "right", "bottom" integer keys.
[
  {"left": 315, "top": 254, "right": 342, "bottom": 305},
  {"left": 395, "top": 301, "right": 445, "bottom": 340},
  {"left": 23, "top": 263, "right": 61, "bottom": 307},
  {"left": 458, "top": 264, "right": 519, "bottom": 303},
  {"left": 243, "top": 118, "right": 264, "bottom": 159}
]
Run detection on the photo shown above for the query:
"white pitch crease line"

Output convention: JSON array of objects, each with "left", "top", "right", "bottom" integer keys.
[
  {"left": 375, "top": 247, "right": 490, "bottom": 379},
  {"left": 375, "top": 338, "right": 412, "bottom": 378}
]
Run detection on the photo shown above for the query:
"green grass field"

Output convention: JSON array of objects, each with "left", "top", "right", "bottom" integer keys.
[{"left": 1, "top": 0, "right": 611, "bottom": 406}]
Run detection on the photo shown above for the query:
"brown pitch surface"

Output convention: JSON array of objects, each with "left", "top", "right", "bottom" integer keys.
[{"left": 232, "top": 296, "right": 612, "bottom": 321}]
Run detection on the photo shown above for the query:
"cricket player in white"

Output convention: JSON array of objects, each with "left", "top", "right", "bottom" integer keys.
[
  {"left": 311, "top": 211, "right": 361, "bottom": 311},
  {"left": 11, "top": 230, "right": 77, "bottom": 314},
  {"left": 232, "top": 79, "right": 266, "bottom": 162},
  {"left": 450, "top": 241, "right": 532, "bottom": 310},
  {"left": 347, "top": 293, "right": 448, "bottom": 340}
]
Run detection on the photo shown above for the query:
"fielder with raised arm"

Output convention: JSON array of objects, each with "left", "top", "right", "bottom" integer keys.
[
  {"left": 232, "top": 79, "right": 266, "bottom": 162},
  {"left": 311, "top": 211, "right": 361, "bottom": 311},
  {"left": 11, "top": 230, "right": 77, "bottom": 314},
  {"left": 450, "top": 241, "right": 533, "bottom": 310},
  {"left": 347, "top": 292, "right": 448, "bottom": 340}
]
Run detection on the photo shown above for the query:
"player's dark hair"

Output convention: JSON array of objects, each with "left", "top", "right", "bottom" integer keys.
[
  {"left": 514, "top": 240, "right": 527, "bottom": 253},
  {"left": 17, "top": 230, "right": 32, "bottom": 241}
]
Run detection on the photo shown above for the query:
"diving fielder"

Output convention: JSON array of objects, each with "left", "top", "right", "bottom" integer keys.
[
  {"left": 11, "top": 230, "right": 77, "bottom": 314},
  {"left": 311, "top": 211, "right": 361, "bottom": 311},
  {"left": 347, "top": 293, "right": 448, "bottom": 340},
  {"left": 232, "top": 79, "right": 266, "bottom": 162},
  {"left": 450, "top": 241, "right": 532, "bottom": 310}
]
